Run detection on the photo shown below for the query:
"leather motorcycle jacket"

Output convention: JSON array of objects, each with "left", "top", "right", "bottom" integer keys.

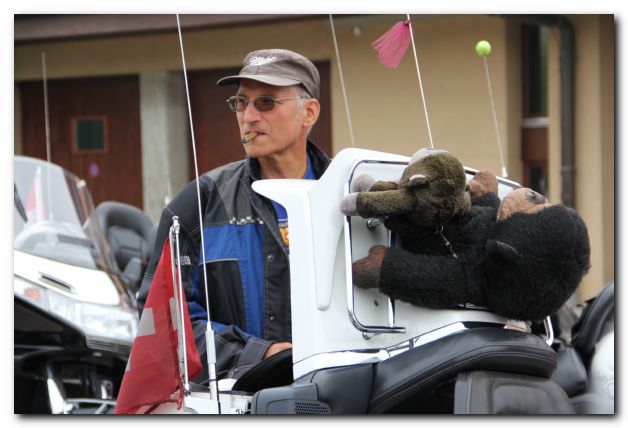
[{"left": 137, "top": 140, "right": 330, "bottom": 380}]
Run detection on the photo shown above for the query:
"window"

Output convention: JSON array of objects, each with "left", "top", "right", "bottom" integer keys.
[
  {"left": 523, "top": 24, "right": 549, "bottom": 117},
  {"left": 72, "top": 116, "right": 108, "bottom": 152},
  {"left": 521, "top": 24, "right": 549, "bottom": 195},
  {"left": 526, "top": 164, "right": 548, "bottom": 196}
]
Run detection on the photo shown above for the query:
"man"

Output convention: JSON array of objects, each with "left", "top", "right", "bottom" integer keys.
[{"left": 137, "top": 49, "right": 331, "bottom": 382}]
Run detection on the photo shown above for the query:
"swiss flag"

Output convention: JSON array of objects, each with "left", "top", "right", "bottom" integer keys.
[{"left": 114, "top": 239, "right": 202, "bottom": 414}]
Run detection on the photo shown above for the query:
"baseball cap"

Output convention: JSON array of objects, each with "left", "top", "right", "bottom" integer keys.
[{"left": 217, "top": 49, "right": 320, "bottom": 99}]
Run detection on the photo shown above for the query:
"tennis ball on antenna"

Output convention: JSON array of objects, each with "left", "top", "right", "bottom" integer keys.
[{"left": 475, "top": 40, "right": 492, "bottom": 56}]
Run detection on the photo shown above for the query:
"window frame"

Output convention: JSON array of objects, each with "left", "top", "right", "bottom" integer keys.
[{"left": 71, "top": 115, "right": 109, "bottom": 154}]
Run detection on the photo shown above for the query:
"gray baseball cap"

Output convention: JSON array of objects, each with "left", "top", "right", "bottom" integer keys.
[{"left": 217, "top": 49, "right": 320, "bottom": 99}]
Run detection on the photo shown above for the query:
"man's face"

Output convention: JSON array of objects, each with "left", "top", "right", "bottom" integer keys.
[{"left": 235, "top": 80, "right": 309, "bottom": 159}]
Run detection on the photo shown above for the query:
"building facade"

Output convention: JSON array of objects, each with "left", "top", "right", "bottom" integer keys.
[{"left": 14, "top": 14, "right": 614, "bottom": 301}]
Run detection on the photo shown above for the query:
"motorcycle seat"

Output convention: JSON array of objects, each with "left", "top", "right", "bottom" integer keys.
[
  {"left": 368, "top": 327, "right": 557, "bottom": 413},
  {"left": 96, "top": 201, "right": 156, "bottom": 271},
  {"left": 571, "top": 281, "right": 614, "bottom": 367},
  {"left": 454, "top": 370, "right": 574, "bottom": 414},
  {"left": 551, "top": 345, "right": 587, "bottom": 396}
]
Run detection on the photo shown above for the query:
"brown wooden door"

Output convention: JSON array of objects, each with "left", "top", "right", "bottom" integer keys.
[
  {"left": 187, "top": 61, "right": 332, "bottom": 179},
  {"left": 521, "top": 121, "right": 548, "bottom": 196},
  {"left": 20, "top": 75, "right": 143, "bottom": 209}
]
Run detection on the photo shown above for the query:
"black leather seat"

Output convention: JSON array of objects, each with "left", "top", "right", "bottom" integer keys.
[
  {"left": 368, "top": 327, "right": 558, "bottom": 413},
  {"left": 571, "top": 282, "right": 614, "bottom": 367},
  {"left": 551, "top": 282, "right": 615, "bottom": 414},
  {"left": 96, "top": 201, "right": 155, "bottom": 290},
  {"left": 250, "top": 327, "right": 569, "bottom": 414},
  {"left": 454, "top": 370, "right": 574, "bottom": 414}
]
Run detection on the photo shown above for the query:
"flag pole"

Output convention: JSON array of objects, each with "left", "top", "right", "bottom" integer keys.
[
  {"left": 175, "top": 14, "right": 220, "bottom": 406},
  {"left": 169, "top": 217, "right": 190, "bottom": 394},
  {"left": 406, "top": 14, "right": 435, "bottom": 149}
]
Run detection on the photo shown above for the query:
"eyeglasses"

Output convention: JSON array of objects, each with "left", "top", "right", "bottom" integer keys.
[{"left": 226, "top": 95, "right": 304, "bottom": 113}]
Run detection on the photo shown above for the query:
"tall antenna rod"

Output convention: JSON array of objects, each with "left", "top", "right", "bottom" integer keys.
[
  {"left": 175, "top": 14, "right": 219, "bottom": 404},
  {"left": 329, "top": 15, "right": 357, "bottom": 148},
  {"left": 41, "top": 53, "right": 51, "bottom": 163},
  {"left": 406, "top": 14, "right": 435, "bottom": 149},
  {"left": 476, "top": 40, "right": 508, "bottom": 178}
]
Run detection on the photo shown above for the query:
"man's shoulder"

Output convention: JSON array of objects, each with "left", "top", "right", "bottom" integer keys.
[
  {"left": 204, "top": 159, "right": 248, "bottom": 182},
  {"left": 173, "top": 159, "right": 248, "bottom": 203}
]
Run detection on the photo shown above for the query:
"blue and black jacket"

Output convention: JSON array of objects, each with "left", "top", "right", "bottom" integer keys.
[{"left": 137, "top": 141, "right": 330, "bottom": 380}]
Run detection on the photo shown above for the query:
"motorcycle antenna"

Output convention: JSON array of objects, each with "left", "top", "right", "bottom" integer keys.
[
  {"left": 328, "top": 15, "right": 357, "bottom": 148},
  {"left": 330, "top": 15, "right": 403, "bottom": 331},
  {"left": 370, "top": 15, "right": 435, "bottom": 148},
  {"left": 40, "top": 52, "right": 55, "bottom": 223},
  {"left": 175, "top": 14, "right": 220, "bottom": 406},
  {"left": 406, "top": 14, "right": 435, "bottom": 149},
  {"left": 41, "top": 52, "right": 52, "bottom": 163},
  {"left": 475, "top": 40, "right": 508, "bottom": 178}
]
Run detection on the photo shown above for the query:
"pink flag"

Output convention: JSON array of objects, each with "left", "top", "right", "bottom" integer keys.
[
  {"left": 114, "top": 239, "right": 202, "bottom": 414},
  {"left": 371, "top": 19, "right": 412, "bottom": 69}
]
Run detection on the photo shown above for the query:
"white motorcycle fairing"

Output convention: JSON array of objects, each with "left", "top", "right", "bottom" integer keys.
[
  {"left": 252, "top": 147, "right": 524, "bottom": 380},
  {"left": 150, "top": 148, "right": 567, "bottom": 415}
]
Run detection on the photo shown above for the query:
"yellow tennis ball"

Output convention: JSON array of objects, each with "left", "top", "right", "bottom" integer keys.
[{"left": 475, "top": 40, "right": 492, "bottom": 56}]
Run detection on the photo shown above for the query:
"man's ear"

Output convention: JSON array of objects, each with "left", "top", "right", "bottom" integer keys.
[
  {"left": 302, "top": 98, "right": 320, "bottom": 129},
  {"left": 486, "top": 239, "right": 520, "bottom": 262}
]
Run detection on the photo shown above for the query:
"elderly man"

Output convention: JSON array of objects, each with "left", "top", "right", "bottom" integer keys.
[{"left": 137, "top": 49, "right": 330, "bottom": 382}]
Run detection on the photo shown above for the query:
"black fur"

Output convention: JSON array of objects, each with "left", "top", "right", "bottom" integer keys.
[{"left": 377, "top": 202, "right": 591, "bottom": 322}]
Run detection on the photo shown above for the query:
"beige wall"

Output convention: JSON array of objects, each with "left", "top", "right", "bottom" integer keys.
[
  {"left": 14, "top": 14, "right": 614, "bottom": 300},
  {"left": 327, "top": 15, "right": 516, "bottom": 179},
  {"left": 14, "top": 15, "right": 512, "bottom": 173},
  {"left": 547, "top": 25, "right": 562, "bottom": 206},
  {"left": 545, "top": 15, "right": 614, "bottom": 301},
  {"left": 567, "top": 15, "right": 614, "bottom": 301}
]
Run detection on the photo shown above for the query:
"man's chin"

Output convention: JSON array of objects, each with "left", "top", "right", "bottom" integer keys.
[{"left": 243, "top": 145, "right": 266, "bottom": 159}]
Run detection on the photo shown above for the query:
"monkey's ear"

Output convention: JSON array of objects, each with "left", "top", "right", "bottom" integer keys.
[
  {"left": 486, "top": 239, "right": 520, "bottom": 263},
  {"left": 406, "top": 174, "right": 429, "bottom": 189}
]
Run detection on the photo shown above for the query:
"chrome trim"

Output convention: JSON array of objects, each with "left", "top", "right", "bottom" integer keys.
[
  {"left": 65, "top": 398, "right": 116, "bottom": 414},
  {"left": 294, "top": 321, "right": 511, "bottom": 379},
  {"left": 169, "top": 217, "right": 192, "bottom": 396},
  {"left": 543, "top": 315, "right": 554, "bottom": 346},
  {"left": 39, "top": 272, "right": 76, "bottom": 294},
  {"left": 85, "top": 337, "right": 132, "bottom": 355},
  {"left": 343, "top": 158, "right": 409, "bottom": 335}
]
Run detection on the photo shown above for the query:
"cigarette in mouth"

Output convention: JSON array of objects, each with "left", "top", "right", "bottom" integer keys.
[{"left": 241, "top": 132, "right": 258, "bottom": 144}]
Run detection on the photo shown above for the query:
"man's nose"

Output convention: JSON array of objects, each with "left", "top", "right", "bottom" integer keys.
[{"left": 242, "top": 101, "right": 261, "bottom": 122}]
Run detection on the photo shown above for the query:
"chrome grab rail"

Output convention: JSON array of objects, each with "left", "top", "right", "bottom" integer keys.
[{"left": 343, "top": 158, "right": 408, "bottom": 335}]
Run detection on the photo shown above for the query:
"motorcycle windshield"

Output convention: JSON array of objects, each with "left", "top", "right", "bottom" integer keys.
[{"left": 13, "top": 156, "right": 117, "bottom": 272}]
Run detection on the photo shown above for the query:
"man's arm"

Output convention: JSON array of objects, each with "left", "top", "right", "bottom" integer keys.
[{"left": 137, "top": 179, "right": 283, "bottom": 382}]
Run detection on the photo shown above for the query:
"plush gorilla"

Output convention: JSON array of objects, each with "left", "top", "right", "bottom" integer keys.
[{"left": 347, "top": 160, "right": 591, "bottom": 322}]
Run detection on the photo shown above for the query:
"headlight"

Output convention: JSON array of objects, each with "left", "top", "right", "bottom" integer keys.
[{"left": 15, "top": 276, "right": 138, "bottom": 346}]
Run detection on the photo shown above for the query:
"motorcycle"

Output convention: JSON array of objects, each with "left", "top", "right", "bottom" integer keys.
[
  {"left": 550, "top": 281, "right": 614, "bottom": 414},
  {"left": 146, "top": 147, "right": 588, "bottom": 414},
  {"left": 13, "top": 155, "right": 140, "bottom": 414}
]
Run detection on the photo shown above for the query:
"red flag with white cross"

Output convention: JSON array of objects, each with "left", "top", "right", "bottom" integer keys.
[{"left": 114, "top": 239, "right": 201, "bottom": 414}]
